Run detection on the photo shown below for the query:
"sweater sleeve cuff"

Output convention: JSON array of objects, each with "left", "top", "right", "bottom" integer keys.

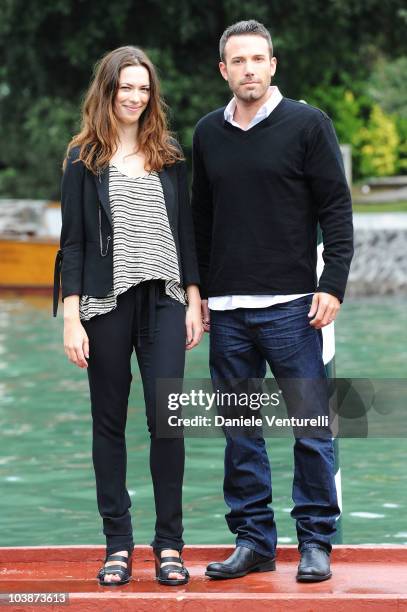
[{"left": 316, "top": 283, "right": 345, "bottom": 303}]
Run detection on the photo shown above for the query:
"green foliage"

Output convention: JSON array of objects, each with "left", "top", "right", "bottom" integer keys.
[
  {"left": 353, "top": 201, "right": 407, "bottom": 213},
  {"left": 297, "top": 85, "right": 407, "bottom": 180},
  {"left": 367, "top": 56, "right": 407, "bottom": 118},
  {"left": 357, "top": 105, "right": 400, "bottom": 177},
  {"left": 306, "top": 87, "right": 367, "bottom": 145},
  {"left": 306, "top": 87, "right": 367, "bottom": 178},
  {"left": 0, "top": 97, "right": 79, "bottom": 198},
  {"left": 1, "top": 0, "right": 407, "bottom": 196},
  {"left": 394, "top": 116, "right": 407, "bottom": 173}
]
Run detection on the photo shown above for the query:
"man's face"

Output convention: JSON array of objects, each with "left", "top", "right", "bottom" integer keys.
[{"left": 219, "top": 34, "right": 276, "bottom": 103}]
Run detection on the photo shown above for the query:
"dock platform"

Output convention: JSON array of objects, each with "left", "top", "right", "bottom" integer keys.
[{"left": 1, "top": 545, "right": 407, "bottom": 611}]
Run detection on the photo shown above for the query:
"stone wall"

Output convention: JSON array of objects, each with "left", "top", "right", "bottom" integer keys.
[{"left": 347, "top": 213, "right": 407, "bottom": 296}]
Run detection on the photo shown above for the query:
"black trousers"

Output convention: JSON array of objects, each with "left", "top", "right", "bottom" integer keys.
[{"left": 82, "top": 280, "right": 186, "bottom": 556}]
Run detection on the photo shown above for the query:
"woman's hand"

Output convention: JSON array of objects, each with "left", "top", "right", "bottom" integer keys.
[
  {"left": 64, "top": 317, "right": 89, "bottom": 368},
  {"left": 185, "top": 284, "right": 204, "bottom": 350},
  {"left": 185, "top": 303, "right": 204, "bottom": 350},
  {"left": 63, "top": 295, "right": 89, "bottom": 368}
]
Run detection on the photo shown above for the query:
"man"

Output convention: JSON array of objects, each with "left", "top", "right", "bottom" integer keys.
[{"left": 191, "top": 20, "right": 353, "bottom": 582}]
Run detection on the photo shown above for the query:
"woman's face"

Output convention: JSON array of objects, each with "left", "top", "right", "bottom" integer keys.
[{"left": 113, "top": 64, "right": 150, "bottom": 126}]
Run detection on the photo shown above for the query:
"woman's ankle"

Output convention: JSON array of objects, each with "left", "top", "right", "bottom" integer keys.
[{"left": 106, "top": 546, "right": 133, "bottom": 559}]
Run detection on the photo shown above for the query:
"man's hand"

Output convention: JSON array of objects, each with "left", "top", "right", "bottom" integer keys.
[
  {"left": 308, "top": 292, "right": 340, "bottom": 329},
  {"left": 201, "top": 299, "right": 210, "bottom": 332}
]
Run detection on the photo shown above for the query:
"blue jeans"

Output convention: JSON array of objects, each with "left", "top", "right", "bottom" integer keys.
[{"left": 209, "top": 295, "right": 340, "bottom": 558}]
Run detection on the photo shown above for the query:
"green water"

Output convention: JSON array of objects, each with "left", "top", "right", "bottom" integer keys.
[{"left": 0, "top": 296, "right": 406, "bottom": 548}]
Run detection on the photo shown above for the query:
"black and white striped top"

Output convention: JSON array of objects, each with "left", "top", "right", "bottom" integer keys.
[{"left": 79, "top": 164, "right": 186, "bottom": 321}]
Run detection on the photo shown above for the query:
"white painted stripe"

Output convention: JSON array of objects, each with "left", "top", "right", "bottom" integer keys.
[
  {"left": 322, "top": 323, "right": 335, "bottom": 365},
  {"left": 316, "top": 241, "right": 336, "bottom": 364},
  {"left": 318, "top": 237, "right": 342, "bottom": 533},
  {"left": 335, "top": 467, "right": 343, "bottom": 513}
]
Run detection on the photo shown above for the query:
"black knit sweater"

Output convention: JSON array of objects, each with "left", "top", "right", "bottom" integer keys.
[{"left": 191, "top": 97, "right": 354, "bottom": 301}]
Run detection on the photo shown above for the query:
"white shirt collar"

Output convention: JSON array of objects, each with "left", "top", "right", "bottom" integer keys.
[{"left": 224, "top": 85, "right": 283, "bottom": 131}]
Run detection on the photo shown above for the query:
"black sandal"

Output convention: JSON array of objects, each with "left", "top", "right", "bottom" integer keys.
[
  {"left": 97, "top": 550, "right": 133, "bottom": 587},
  {"left": 153, "top": 549, "right": 190, "bottom": 586}
]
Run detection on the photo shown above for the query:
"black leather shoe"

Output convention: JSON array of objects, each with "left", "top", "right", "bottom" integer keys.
[
  {"left": 296, "top": 547, "right": 332, "bottom": 582},
  {"left": 205, "top": 545, "right": 276, "bottom": 579}
]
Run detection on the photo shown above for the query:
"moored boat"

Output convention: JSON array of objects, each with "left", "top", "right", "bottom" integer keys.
[{"left": 0, "top": 199, "right": 60, "bottom": 291}]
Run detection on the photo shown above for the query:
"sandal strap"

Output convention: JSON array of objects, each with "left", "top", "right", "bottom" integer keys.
[
  {"left": 100, "top": 564, "right": 127, "bottom": 575},
  {"left": 159, "top": 556, "right": 183, "bottom": 563},
  {"left": 160, "top": 566, "right": 189, "bottom": 580},
  {"left": 161, "top": 565, "right": 188, "bottom": 576},
  {"left": 105, "top": 554, "right": 129, "bottom": 563}
]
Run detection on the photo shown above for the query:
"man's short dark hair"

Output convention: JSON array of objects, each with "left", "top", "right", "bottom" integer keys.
[{"left": 219, "top": 20, "right": 273, "bottom": 63}]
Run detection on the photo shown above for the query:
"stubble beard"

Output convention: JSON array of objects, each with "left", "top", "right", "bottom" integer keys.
[
  {"left": 235, "top": 84, "right": 269, "bottom": 104},
  {"left": 238, "top": 90, "right": 261, "bottom": 102}
]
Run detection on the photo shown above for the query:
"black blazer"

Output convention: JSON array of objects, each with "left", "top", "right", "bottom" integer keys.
[{"left": 53, "top": 146, "right": 200, "bottom": 316}]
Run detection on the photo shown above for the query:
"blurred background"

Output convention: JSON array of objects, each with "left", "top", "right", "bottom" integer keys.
[{"left": 0, "top": 0, "right": 406, "bottom": 549}]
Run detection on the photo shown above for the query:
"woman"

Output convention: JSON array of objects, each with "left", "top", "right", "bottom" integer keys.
[{"left": 53, "top": 46, "right": 203, "bottom": 587}]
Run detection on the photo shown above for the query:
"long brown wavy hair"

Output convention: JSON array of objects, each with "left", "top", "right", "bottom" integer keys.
[{"left": 63, "top": 46, "right": 183, "bottom": 173}]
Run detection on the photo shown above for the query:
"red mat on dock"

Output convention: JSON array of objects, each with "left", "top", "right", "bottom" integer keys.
[{"left": 1, "top": 545, "right": 407, "bottom": 611}]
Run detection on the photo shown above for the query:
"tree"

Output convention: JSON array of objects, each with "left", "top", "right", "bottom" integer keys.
[{"left": 1, "top": 0, "right": 407, "bottom": 196}]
